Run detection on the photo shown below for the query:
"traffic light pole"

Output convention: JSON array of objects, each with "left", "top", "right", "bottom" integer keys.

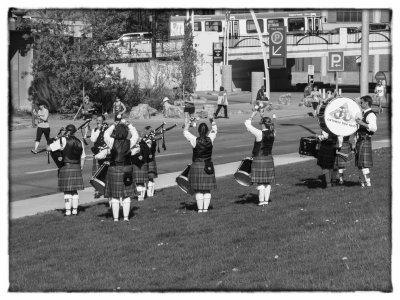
[{"left": 360, "top": 10, "right": 369, "bottom": 96}]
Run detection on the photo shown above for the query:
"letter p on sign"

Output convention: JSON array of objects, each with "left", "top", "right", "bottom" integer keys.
[{"left": 328, "top": 51, "right": 344, "bottom": 72}]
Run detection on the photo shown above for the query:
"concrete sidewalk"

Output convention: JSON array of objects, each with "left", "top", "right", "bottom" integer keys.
[{"left": 10, "top": 139, "right": 390, "bottom": 219}]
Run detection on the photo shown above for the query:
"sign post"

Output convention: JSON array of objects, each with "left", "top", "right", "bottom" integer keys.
[
  {"left": 328, "top": 51, "right": 344, "bottom": 94},
  {"left": 268, "top": 26, "right": 287, "bottom": 69},
  {"left": 212, "top": 42, "right": 224, "bottom": 91}
]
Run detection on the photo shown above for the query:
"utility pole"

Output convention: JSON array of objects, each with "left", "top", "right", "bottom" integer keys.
[
  {"left": 151, "top": 10, "right": 157, "bottom": 59},
  {"left": 360, "top": 10, "right": 369, "bottom": 96}
]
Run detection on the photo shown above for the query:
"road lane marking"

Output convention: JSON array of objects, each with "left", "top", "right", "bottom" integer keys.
[
  {"left": 157, "top": 152, "right": 185, "bottom": 157},
  {"left": 25, "top": 168, "right": 58, "bottom": 174}
]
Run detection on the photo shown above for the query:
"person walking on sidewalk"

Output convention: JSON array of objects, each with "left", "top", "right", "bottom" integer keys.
[
  {"left": 355, "top": 95, "right": 377, "bottom": 187},
  {"left": 46, "top": 124, "right": 86, "bottom": 216},
  {"left": 316, "top": 129, "right": 337, "bottom": 188},
  {"left": 214, "top": 86, "right": 229, "bottom": 119},
  {"left": 245, "top": 111, "right": 276, "bottom": 206},
  {"left": 183, "top": 116, "right": 218, "bottom": 213},
  {"left": 103, "top": 119, "right": 138, "bottom": 222},
  {"left": 256, "top": 85, "right": 267, "bottom": 101},
  {"left": 81, "top": 96, "right": 95, "bottom": 138},
  {"left": 184, "top": 94, "right": 196, "bottom": 127},
  {"left": 374, "top": 81, "right": 385, "bottom": 114},
  {"left": 112, "top": 97, "right": 127, "bottom": 119},
  {"left": 31, "top": 103, "right": 50, "bottom": 154}
]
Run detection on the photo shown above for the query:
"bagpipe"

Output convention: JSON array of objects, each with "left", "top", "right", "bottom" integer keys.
[
  {"left": 77, "top": 119, "right": 92, "bottom": 146},
  {"left": 90, "top": 122, "right": 109, "bottom": 155},
  {"left": 36, "top": 127, "right": 68, "bottom": 168},
  {"left": 142, "top": 122, "right": 177, "bottom": 152}
]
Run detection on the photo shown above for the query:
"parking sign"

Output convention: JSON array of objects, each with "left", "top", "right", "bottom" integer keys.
[{"left": 328, "top": 52, "right": 344, "bottom": 72}]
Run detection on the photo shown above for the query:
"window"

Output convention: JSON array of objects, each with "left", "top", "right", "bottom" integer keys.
[
  {"left": 205, "top": 21, "right": 222, "bottom": 32},
  {"left": 337, "top": 10, "right": 362, "bottom": 22},
  {"left": 288, "top": 18, "right": 305, "bottom": 32},
  {"left": 246, "top": 19, "right": 264, "bottom": 33},
  {"left": 267, "top": 18, "right": 284, "bottom": 29},
  {"left": 194, "top": 22, "right": 202, "bottom": 32}
]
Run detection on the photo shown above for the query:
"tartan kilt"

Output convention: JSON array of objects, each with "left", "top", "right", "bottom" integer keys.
[
  {"left": 251, "top": 155, "right": 275, "bottom": 184},
  {"left": 147, "top": 158, "right": 158, "bottom": 179},
  {"left": 334, "top": 141, "right": 354, "bottom": 169},
  {"left": 355, "top": 139, "right": 373, "bottom": 168},
  {"left": 58, "top": 164, "right": 84, "bottom": 192},
  {"left": 317, "top": 140, "right": 336, "bottom": 169},
  {"left": 104, "top": 165, "right": 136, "bottom": 198},
  {"left": 188, "top": 161, "right": 217, "bottom": 191},
  {"left": 132, "top": 162, "right": 149, "bottom": 185}
]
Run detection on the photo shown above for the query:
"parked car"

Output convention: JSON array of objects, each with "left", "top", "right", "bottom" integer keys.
[
  {"left": 356, "top": 23, "right": 391, "bottom": 32},
  {"left": 117, "top": 32, "right": 152, "bottom": 43},
  {"left": 328, "top": 27, "right": 359, "bottom": 34}
]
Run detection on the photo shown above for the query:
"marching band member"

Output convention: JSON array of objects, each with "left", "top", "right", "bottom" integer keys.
[
  {"left": 355, "top": 95, "right": 377, "bottom": 187},
  {"left": 333, "top": 135, "right": 354, "bottom": 185},
  {"left": 143, "top": 126, "right": 158, "bottom": 197},
  {"left": 316, "top": 130, "right": 338, "bottom": 188},
  {"left": 103, "top": 119, "right": 139, "bottom": 222},
  {"left": 183, "top": 117, "right": 217, "bottom": 213},
  {"left": 46, "top": 124, "right": 86, "bottom": 216},
  {"left": 131, "top": 131, "right": 150, "bottom": 201},
  {"left": 245, "top": 112, "right": 276, "bottom": 206},
  {"left": 90, "top": 115, "right": 110, "bottom": 198},
  {"left": 31, "top": 103, "right": 50, "bottom": 154}
]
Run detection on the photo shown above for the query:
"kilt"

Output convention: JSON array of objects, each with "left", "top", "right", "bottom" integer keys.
[
  {"left": 104, "top": 165, "right": 136, "bottom": 198},
  {"left": 334, "top": 141, "right": 354, "bottom": 169},
  {"left": 147, "top": 158, "right": 158, "bottom": 179},
  {"left": 188, "top": 161, "right": 217, "bottom": 191},
  {"left": 317, "top": 140, "right": 336, "bottom": 169},
  {"left": 132, "top": 162, "right": 149, "bottom": 185},
  {"left": 58, "top": 164, "right": 84, "bottom": 192},
  {"left": 355, "top": 138, "right": 373, "bottom": 168},
  {"left": 251, "top": 155, "right": 275, "bottom": 184}
]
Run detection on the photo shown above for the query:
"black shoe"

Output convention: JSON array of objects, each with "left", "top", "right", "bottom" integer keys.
[{"left": 31, "top": 149, "right": 38, "bottom": 154}]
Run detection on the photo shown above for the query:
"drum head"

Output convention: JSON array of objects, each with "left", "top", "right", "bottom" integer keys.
[
  {"left": 90, "top": 179, "right": 105, "bottom": 195},
  {"left": 318, "top": 97, "right": 361, "bottom": 136},
  {"left": 234, "top": 171, "right": 253, "bottom": 187},
  {"left": 176, "top": 176, "right": 194, "bottom": 195}
]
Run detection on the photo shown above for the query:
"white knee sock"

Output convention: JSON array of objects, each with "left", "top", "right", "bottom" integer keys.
[
  {"left": 196, "top": 193, "right": 204, "bottom": 212},
  {"left": 72, "top": 194, "right": 79, "bottom": 214},
  {"left": 147, "top": 181, "right": 155, "bottom": 197},
  {"left": 137, "top": 185, "right": 146, "bottom": 201},
  {"left": 110, "top": 198, "right": 120, "bottom": 221},
  {"left": 264, "top": 185, "right": 271, "bottom": 203},
  {"left": 203, "top": 193, "right": 211, "bottom": 211},
  {"left": 362, "top": 168, "right": 371, "bottom": 186},
  {"left": 257, "top": 185, "right": 266, "bottom": 204},
  {"left": 64, "top": 194, "right": 72, "bottom": 215},
  {"left": 122, "top": 197, "right": 131, "bottom": 220}
]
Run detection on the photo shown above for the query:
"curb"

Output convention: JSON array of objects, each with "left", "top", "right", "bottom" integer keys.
[{"left": 10, "top": 139, "right": 390, "bottom": 220}]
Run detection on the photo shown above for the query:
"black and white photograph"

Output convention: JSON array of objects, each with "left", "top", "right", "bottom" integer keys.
[{"left": 3, "top": 0, "right": 398, "bottom": 294}]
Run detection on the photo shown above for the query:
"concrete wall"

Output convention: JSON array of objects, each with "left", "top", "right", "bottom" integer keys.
[{"left": 10, "top": 49, "right": 33, "bottom": 110}]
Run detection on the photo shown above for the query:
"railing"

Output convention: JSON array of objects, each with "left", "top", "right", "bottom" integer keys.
[{"left": 347, "top": 31, "right": 391, "bottom": 43}]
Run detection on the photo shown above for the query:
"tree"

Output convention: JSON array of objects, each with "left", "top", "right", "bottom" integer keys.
[{"left": 179, "top": 21, "right": 198, "bottom": 93}]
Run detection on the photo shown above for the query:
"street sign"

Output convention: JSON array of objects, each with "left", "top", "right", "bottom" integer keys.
[
  {"left": 375, "top": 71, "right": 386, "bottom": 82},
  {"left": 213, "top": 42, "right": 223, "bottom": 63},
  {"left": 328, "top": 51, "right": 344, "bottom": 71},
  {"left": 268, "top": 26, "right": 287, "bottom": 69},
  {"left": 308, "top": 65, "right": 314, "bottom": 76}
]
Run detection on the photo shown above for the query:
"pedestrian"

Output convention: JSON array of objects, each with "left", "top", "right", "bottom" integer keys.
[
  {"left": 374, "top": 81, "right": 385, "bottom": 114},
  {"left": 316, "top": 130, "right": 337, "bottom": 188},
  {"left": 183, "top": 116, "right": 218, "bottom": 213},
  {"left": 245, "top": 111, "right": 276, "bottom": 206},
  {"left": 184, "top": 94, "right": 196, "bottom": 127},
  {"left": 256, "top": 85, "right": 267, "bottom": 101},
  {"left": 90, "top": 114, "right": 110, "bottom": 198},
  {"left": 31, "top": 103, "right": 50, "bottom": 154},
  {"left": 81, "top": 95, "right": 95, "bottom": 138},
  {"left": 103, "top": 119, "right": 139, "bottom": 221},
  {"left": 46, "top": 124, "right": 86, "bottom": 216},
  {"left": 214, "top": 86, "right": 229, "bottom": 119},
  {"left": 310, "top": 85, "right": 321, "bottom": 117},
  {"left": 112, "top": 97, "right": 127, "bottom": 119},
  {"left": 355, "top": 95, "right": 377, "bottom": 187},
  {"left": 333, "top": 135, "right": 355, "bottom": 185}
]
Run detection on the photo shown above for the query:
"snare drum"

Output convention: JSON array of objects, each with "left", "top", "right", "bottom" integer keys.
[
  {"left": 299, "top": 136, "right": 319, "bottom": 157},
  {"left": 318, "top": 97, "right": 362, "bottom": 136},
  {"left": 90, "top": 162, "right": 110, "bottom": 194},
  {"left": 176, "top": 164, "right": 194, "bottom": 194},
  {"left": 234, "top": 157, "right": 253, "bottom": 186}
]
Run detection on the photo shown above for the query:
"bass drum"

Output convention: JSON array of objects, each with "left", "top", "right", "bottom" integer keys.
[
  {"left": 90, "top": 162, "right": 110, "bottom": 195},
  {"left": 233, "top": 157, "right": 253, "bottom": 186},
  {"left": 318, "top": 97, "right": 362, "bottom": 136},
  {"left": 176, "top": 164, "right": 194, "bottom": 195},
  {"left": 299, "top": 136, "right": 319, "bottom": 157}
]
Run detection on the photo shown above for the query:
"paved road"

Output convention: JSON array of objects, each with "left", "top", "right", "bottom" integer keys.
[{"left": 9, "top": 112, "right": 390, "bottom": 202}]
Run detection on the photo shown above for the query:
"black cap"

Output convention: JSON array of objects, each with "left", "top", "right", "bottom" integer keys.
[{"left": 65, "top": 124, "right": 77, "bottom": 134}]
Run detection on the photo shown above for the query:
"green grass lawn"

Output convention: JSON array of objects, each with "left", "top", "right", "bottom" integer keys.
[{"left": 9, "top": 148, "right": 392, "bottom": 292}]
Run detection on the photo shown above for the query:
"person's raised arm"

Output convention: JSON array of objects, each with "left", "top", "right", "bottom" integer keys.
[
  {"left": 90, "top": 127, "right": 100, "bottom": 142},
  {"left": 183, "top": 117, "right": 196, "bottom": 148},
  {"left": 128, "top": 123, "right": 139, "bottom": 148},
  {"left": 103, "top": 124, "right": 115, "bottom": 149},
  {"left": 80, "top": 140, "right": 86, "bottom": 169},
  {"left": 245, "top": 113, "right": 262, "bottom": 141},
  {"left": 208, "top": 118, "right": 218, "bottom": 143}
]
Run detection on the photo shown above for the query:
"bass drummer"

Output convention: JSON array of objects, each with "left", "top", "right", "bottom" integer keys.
[
  {"left": 90, "top": 114, "right": 110, "bottom": 198},
  {"left": 183, "top": 116, "right": 217, "bottom": 213},
  {"left": 245, "top": 111, "right": 276, "bottom": 206},
  {"left": 316, "top": 130, "right": 337, "bottom": 188},
  {"left": 355, "top": 95, "right": 377, "bottom": 187},
  {"left": 46, "top": 124, "right": 86, "bottom": 216}
]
